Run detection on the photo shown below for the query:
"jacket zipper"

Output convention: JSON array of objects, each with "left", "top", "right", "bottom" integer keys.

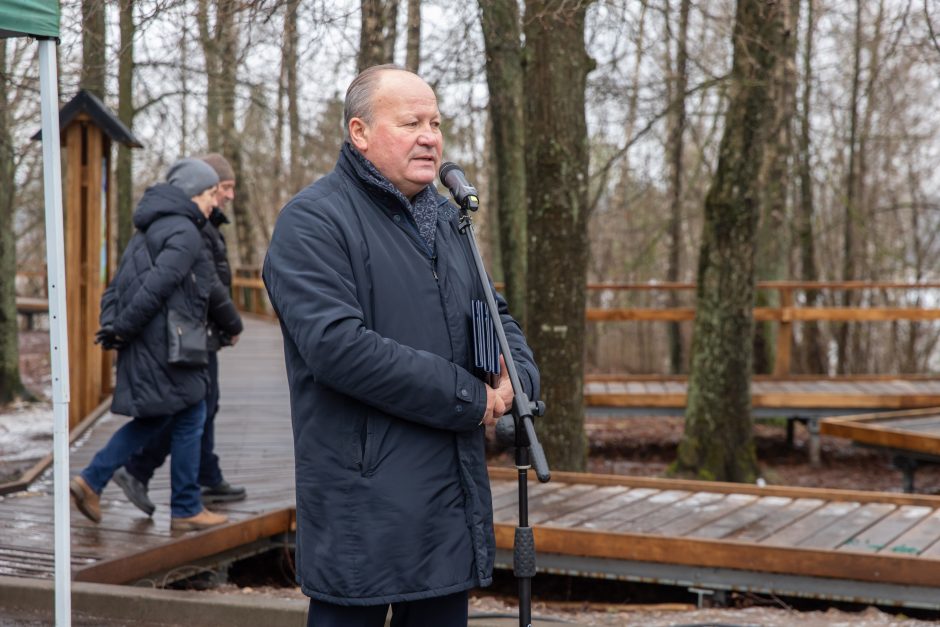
[{"left": 431, "top": 255, "right": 438, "bottom": 281}]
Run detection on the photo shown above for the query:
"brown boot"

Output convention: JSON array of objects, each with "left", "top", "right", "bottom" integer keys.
[
  {"left": 170, "top": 508, "right": 228, "bottom": 531},
  {"left": 69, "top": 476, "right": 101, "bottom": 523}
]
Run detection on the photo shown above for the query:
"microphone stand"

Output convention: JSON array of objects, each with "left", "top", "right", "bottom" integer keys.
[{"left": 450, "top": 188, "right": 551, "bottom": 627}]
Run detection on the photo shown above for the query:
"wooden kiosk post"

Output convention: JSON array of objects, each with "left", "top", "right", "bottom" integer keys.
[{"left": 37, "top": 90, "right": 142, "bottom": 428}]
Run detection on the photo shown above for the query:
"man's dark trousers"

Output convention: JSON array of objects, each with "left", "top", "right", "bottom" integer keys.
[
  {"left": 124, "top": 351, "right": 224, "bottom": 487},
  {"left": 306, "top": 591, "right": 468, "bottom": 627}
]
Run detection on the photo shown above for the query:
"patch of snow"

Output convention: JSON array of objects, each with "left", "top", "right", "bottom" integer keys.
[{"left": 0, "top": 401, "right": 53, "bottom": 463}]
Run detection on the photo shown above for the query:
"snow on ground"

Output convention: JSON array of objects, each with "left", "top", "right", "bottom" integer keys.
[{"left": 0, "top": 401, "right": 52, "bottom": 482}]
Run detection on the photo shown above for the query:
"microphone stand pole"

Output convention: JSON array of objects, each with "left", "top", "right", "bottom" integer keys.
[{"left": 453, "top": 194, "right": 551, "bottom": 627}]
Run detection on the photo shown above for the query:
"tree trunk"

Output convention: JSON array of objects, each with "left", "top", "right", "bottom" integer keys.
[
  {"left": 358, "top": 0, "right": 400, "bottom": 71},
  {"left": 81, "top": 0, "right": 107, "bottom": 99},
  {"left": 796, "top": 0, "right": 826, "bottom": 374},
  {"left": 197, "top": 0, "right": 222, "bottom": 152},
  {"left": 180, "top": 28, "right": 189, "bottom": 155},
  {"left": 665, "top": 0, "right": 690, "bottom": 374},
  {"left": 837, "top": 0, "right": 863, "bottom": 374},
  {"left": 283, "top": 0, "right": 302, "bottom": 194},
  {"left": 479, "top": 0, "right": 527, "bottom": 323},
  {"left": 219, "top": 9, "right": 255, "bottom": 268},
  {"left": 675, "top": 0, "right": 784, "bottom": 483},
  {"left": 116, "top": 0, "right": 136, "bottom": 256},
  {"left": 523, "top": 1, "right": 592, "bottom": 471},
  {"left": 753, "top": 0, "right": 800, "bottom": 375},
  {"left": 405, "top": 0, "right": 421, "bottom": 72},
  {"left": 0, "top": 41, "right": 25, "bottom": 404},
  {"left": 198, "top": 1, "right": 255, "bottom": 267}
]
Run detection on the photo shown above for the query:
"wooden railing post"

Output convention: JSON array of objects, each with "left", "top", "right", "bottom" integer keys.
[{"left": 773, "top": 287, "right": 794, "bottom": 376}]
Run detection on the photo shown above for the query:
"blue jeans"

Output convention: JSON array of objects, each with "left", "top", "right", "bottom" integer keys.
[
  {"left": 80, "top": 400, "right": 207, "bottom": 518},
  {"left": 125, "top": 352, "right": 224, "bottom": 488}
]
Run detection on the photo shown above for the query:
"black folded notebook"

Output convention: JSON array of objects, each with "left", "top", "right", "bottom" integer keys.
[{"left": 471, "top": 299, "right": 501, "bottom": 386}]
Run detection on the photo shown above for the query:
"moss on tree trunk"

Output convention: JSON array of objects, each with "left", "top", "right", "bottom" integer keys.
[{"left": 675, "top": 0, "right": 785, "bottom": 483}]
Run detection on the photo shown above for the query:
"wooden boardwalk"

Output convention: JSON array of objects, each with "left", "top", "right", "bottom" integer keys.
[
  {"left": 585, "top": 374, "right": 940, "bottom": 414},
  {"left": 2, "top": 317, "right": 940, "bottom": 607},
  {"left": 0, "top": 316, "right": 295, "bottom": 582},
  {"left": 822, "top": 408, "right": 940, "bottom": 493}
]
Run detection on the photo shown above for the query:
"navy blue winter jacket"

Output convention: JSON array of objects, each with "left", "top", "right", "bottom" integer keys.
[
  {"left": 100, "top": 184, "right": 242, "bottom": 418},
  {"left": 263, "top": 144, "right": 539, "bottom": 605}
]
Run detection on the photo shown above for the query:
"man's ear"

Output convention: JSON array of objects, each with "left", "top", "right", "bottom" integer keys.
[{"left": 349, "top": 118, "right": 369, "bottom": 151}]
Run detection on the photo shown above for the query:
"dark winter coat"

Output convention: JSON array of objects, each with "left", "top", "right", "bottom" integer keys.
[
  {"left": 100, "top": 184, "right": 242, "bottom": 419},
  {"left": 263, "top": 144, "right": 540, "bottom": 606},
  {"left": 203, "top": 208, "right": 238, "bottom": 350}
]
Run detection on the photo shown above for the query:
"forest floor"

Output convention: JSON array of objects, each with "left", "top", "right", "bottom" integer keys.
[{"left": 6, "top": 329, "right": 940, "bottom": 625}]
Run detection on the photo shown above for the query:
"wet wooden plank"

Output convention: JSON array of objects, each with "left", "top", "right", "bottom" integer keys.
[
  {"left": 502, "top": 484, "right": 596, "bottom": 526},
  {"left": 884, "top": 509, "right": 940, "bottom": 556},
  {"left": 655, "top": 493, "right": 759, "bottom": 537},
  {"left": 689, "top": 496, "right": 794, "bottom": 540},
  {"left": 492, "top": 481, "right": 567, "bottom": 513},
  {"left": 839, "top": 505, "right": 933, "bottom": 553},
  {"left": 799, "top": 503, "right": 896, "bottom": 550},
  {"left": 762, "top": 501, "right": 861, "bottom": 546},
  {"left": 624, "top": 492, "right": 726, "bottom": 535},
  {"left": 530, "top": 485, "right": 628, "bottom": 526},
  {"left": 545, "top": 487, "right": 658, "bottom": 528},
  {"left": 593, "top": 490, "right": 689, "bottom": 532}
]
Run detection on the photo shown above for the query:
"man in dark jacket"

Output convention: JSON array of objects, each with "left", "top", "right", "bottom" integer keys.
[
  {"left": 70, "top": 158, "right": 243, "bottom": 531},
  {"left": 115, "top": 154, "right": 246, "bottom": 516},
  {"left": 263, "top": 65, "right": 539, "bottom": 627}
]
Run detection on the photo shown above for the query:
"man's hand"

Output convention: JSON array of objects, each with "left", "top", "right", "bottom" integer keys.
[
  {"left": 482, "top": 357, "right": 514, "bottom": 427},
  {"left": 94, "top": 326, "right": 126, "bottom": 350},
  {"left": 229, "top": 333, "right": 240, "bottom": 346}
]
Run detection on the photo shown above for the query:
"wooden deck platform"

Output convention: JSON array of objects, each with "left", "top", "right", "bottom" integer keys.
[
  {"left": 3, "top": 317, "right": 940, "bottom": 607},
  {"left": 822, "top": 408, "right": 940, "bottom": 493},
  {"left": 586, "top": 374, "right": 940, "bottom": 465},
  {"left": 585, "top": 374, "right": 940, "bottom": 414},
  {"left": 489, "top": 468, "right": 940, "bottom": 609},
  {"left": 0, "top": 316, "right": 295, "bottom": 583}
]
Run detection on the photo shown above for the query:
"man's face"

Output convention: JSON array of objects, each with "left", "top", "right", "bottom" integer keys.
[
  {"left": 349, "top": 71, "right": 443, "bottom": 199},
  {"left": 214, "top": 180, "right": 235, "bottom": 209}
]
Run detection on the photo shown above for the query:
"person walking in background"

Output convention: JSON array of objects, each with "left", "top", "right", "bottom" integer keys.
[
  {"left": 263, "top": 65, "right": 540, "bottom": 627},
  {"left": 114, "top": 154, "right": 246, "bottom": 516},
  {"left": 69, "top": 158, "right": 243, "bottom": 531}
]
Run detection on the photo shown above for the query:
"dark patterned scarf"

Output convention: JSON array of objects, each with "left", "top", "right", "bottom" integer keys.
[{"left": 345, "top": 142, "right": 442, "bottom": 251}]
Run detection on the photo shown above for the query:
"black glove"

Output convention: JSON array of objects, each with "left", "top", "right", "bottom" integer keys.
[{"left": 94, "top": 326, "right": 126, "bottom": 350}]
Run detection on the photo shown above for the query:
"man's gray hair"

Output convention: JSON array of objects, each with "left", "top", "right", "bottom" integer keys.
[{"left": 343, "top": 64, "right": 416, "bottom": 139}]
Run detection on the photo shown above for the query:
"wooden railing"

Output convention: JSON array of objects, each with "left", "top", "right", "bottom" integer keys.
[
  {"left": 584, "top": 281, "right": 940, "bottom": 376},
  {"left": 196, "top": 275, "right": 940, "bottom": 376},
  {"left": 231, "top": 270, "right": 272, "bottom": 317}
]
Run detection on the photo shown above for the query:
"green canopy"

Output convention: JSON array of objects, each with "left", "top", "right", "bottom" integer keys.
[{"left": 0, "top": 0, "right": 59, "bottom": 39}]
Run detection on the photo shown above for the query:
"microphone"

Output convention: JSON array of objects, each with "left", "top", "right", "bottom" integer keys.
[{"left": 439, "top": 162, "right": 480, "bottom": 211}]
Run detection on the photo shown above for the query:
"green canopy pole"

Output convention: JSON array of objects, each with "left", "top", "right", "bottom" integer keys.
[{"left": 37, "top": 35, "right": 72, "bottom": 627}]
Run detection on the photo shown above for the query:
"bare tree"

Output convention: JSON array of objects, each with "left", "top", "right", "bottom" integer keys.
[
  {"left": 665, "top": 0, "right": 691, "bottom": 374},
  {"left": 198, "top": 0, "right": 256, "bottom": 267},
  {"left": 358, "top": 0, "right": 400, "bottom": 71},
  {"left": 837, "top": 0, "right": 864, "bottom": 374},
  {"left": 523, "top": 0, "right": 593, "bottom": 471},
  {"left": 0, "top": 39, "right": 27, "bottom": 404},
  {"left": 81, "top": 0, "right": 107, "bottom": 98},
  {"left": 675, "top": 0, "right": 785, "bottom": 482},
  {"left": 753, "top": 0, "right": 800, "bottom": 374},
  {"left": 285, "top": 0, "right": 302, "bottom": 194},
  {"left": 795, "top": 0, "right": 826, "bottom": 374},
  {"left": 479, "top": 0, "right": 527, "bottom": 321},
  {"left": 406, "top": 0, "right": 421, "bottom": 72},
  {"left": 116, "top": 0, "right": 136, "bottom": 255}
]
